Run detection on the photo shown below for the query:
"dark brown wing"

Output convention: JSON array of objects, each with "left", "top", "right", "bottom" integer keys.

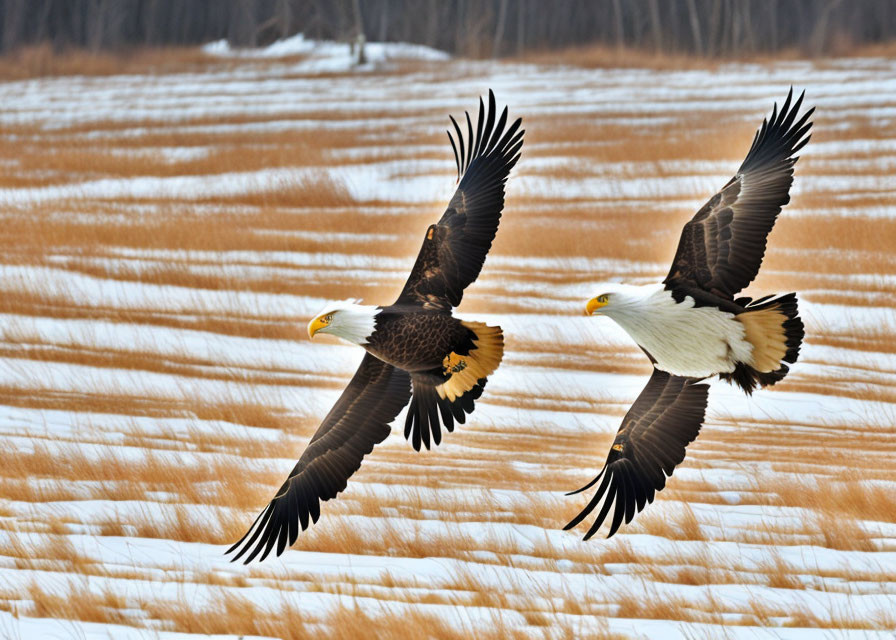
[
  {"left": 664, "top": 89, "right": 814, "bottom": 300},
  {"left": 227, "top": 353, "right": 411, "bottom": 563},
  {"left": 395, "top": 90, "right": 524, "bottom": 310},
  {"left": 565, "top": 369, "right": 709, "bottom": 540}
]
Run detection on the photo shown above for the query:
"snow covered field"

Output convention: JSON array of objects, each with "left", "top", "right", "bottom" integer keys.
[{"left": 0, "top": 37, "right": 895, "bottom": 638}]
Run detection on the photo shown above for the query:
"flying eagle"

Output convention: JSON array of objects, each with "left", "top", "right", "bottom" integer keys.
[
  {"left": 228, "top": 91, "right": 523, "bottom": 563},
  {"left": 566, "top": 89, "right": 812, "bottom": 540}
]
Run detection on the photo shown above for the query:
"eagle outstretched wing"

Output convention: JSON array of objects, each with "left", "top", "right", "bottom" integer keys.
[
  {"left": 395, "top": 90, "right": 524, "bottom": 310},
  {"left": 227, "top": 354, "right": 411, "bottom": 563},
  {"left": 664, "top": 89, "right": 814, "bottom": 301},
  {"left": 565, "top": 369, "right": 709, "bottom": 539}
]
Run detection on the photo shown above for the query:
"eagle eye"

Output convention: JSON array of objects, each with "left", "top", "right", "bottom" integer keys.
[
  {"left": 324, "top": 314, "right": 333, "bottom": 323},
  {"left": 598, "top": 294, "right": 609, "bottom": 304}
]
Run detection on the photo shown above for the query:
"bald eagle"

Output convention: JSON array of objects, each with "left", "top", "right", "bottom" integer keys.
[
  {"left": 566, "top": 89, "right": 812, "bottom": 540},
  {"left": 228, "top": 91, "right": 523, "bottom": 563}
]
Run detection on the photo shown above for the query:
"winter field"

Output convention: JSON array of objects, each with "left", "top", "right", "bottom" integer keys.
[{"left": 0, "top": 37, "right": 895, "bottom": 638}]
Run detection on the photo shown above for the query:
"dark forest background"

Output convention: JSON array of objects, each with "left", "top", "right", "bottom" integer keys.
[{"left": 1, "top": 0, "right": 894, "bottom": 58}]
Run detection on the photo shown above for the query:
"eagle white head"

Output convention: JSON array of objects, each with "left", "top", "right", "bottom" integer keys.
[
  {"left": 306, "top": 299, "right": 379, "bottom": 345},
  {"left": 585, "top": 283, "right": 661, "bottom": 318}
]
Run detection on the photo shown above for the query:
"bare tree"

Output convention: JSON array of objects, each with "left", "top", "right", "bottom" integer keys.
[
  {"left": 274, "top": 0, "right": 293, "bottom": 41},
  {"left": 86, "top": 0, "right": 107, "bottom": 51},
  {"left": 811, "top": 0, "right": 844, "bottom": 55},
  {"left": 0, "top": 0, "right": 894, "bottom": 61},
  {"left": 647, "top": 0, "right": 662, "bottom": 52},
  {"left": 1, "top": 0, "right": 24, "bottom": 51},
  {"left": 377, "top": 0, "right": 390, "bottom": 42},
  {"left": 609, "top": 0, "right": 624, "bottom": 49},
  {"left": 492, "top": 0, "right": 508, "bottom": 57},
  {"left": 685, "top": 0, "right": 703, "bottom": 54},
  {"left": 351, "top": 0, "right": 365, "bottom": 63},
  {"left": 227, "top": 0, "right": 257, "bottom": 47}
]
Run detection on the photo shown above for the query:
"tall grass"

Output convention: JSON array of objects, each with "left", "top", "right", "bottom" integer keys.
[{"left": 0, "top": 44, "right": 893, "bottom": 637}]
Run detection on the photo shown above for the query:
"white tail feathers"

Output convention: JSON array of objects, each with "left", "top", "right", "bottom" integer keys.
[{"left": 437, "top": 322, "right": 504, "bottom": 402}]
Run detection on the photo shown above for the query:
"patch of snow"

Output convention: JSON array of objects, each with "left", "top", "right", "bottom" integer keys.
[
  {"left": 0, "top": 610, "right": 274, "bottom": 640},
  {"left": 202, "top": 33, "right": 450, "bottom": 74}
]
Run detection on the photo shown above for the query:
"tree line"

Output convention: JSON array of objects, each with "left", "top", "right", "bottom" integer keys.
[{"left": 0, "top": 0, "right": 892, "bottom": 58}]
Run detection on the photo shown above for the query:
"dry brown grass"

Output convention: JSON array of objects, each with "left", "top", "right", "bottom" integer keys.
[
  {"left": 1, "top": 43, "right": 893, "bottom": 638},
  {"left": 0, "top": 382, "right": 304, "bottom": 435},
  {"left": 523, "top": 117, "right": 754, "bottom": 165},
  {"left": 769, "top": 473, "right": 896, "bottom": 524},
  {"left": 0, "top": 43, "right": 260, "bottom": 80},
  {"left": 0, "top": 445, "right": 279, "bottom": 536},
  {"left": 768, "top": 215, "right": 896, "bottom": 275},
  {"left": 0, "top": 183, "right": 357, "bottom": 255},
  {"left": 2, "top": 144, "right": 335, "bottom": 187},
  {"left": 760, "top": 552, "right": 804, "bottom": 590},
  {"left": 517, "top": 42, "right": 763, "bottom": 71},
  {"left": 613, "top": 580, "right": 693, "bottom": 620},
  {"left": 27, "top": 579, "right": 130, "bottom": 625},
  {"left": 636, "top": 502, "right": 705, "bottom": 542},
  {"left": 516, "top": 39, "right": 896, "bottom": 71},
  {"left": 23, "top": 576, "right": 531, "bottom": 640},
  {"left": 1, "top": 531, "right": 95, "bottom": 574}
]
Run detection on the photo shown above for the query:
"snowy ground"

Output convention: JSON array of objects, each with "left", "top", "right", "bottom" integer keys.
[{"left": 0, "top": 37, "right": 894, "bottom": 638}]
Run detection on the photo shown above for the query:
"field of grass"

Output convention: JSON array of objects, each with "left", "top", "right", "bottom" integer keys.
[{"left": 0, "top": 37, "right": 894, "bottom": 639}]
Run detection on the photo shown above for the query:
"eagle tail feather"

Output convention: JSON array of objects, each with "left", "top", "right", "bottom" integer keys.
[
  {"left": 725, "top": 292, "right": 803, "bottom": 394},
  {"left": 404, "top": 378, "right": 486, "bottom": 451},
  {"left": 404, "top": 321, "right": 502, "bottom": 451}
]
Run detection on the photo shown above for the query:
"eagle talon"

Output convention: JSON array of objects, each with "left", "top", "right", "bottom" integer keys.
[{"left": 450, "top": 360, "right": 468, "bottom": 373}]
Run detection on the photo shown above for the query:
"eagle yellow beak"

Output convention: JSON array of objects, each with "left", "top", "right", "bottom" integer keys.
[
  {"left": 586, "top": 297, "right": 606, "bottom": 316},
  {"left": 307, "top": 315, "right": 328, "bottom": 339}
]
